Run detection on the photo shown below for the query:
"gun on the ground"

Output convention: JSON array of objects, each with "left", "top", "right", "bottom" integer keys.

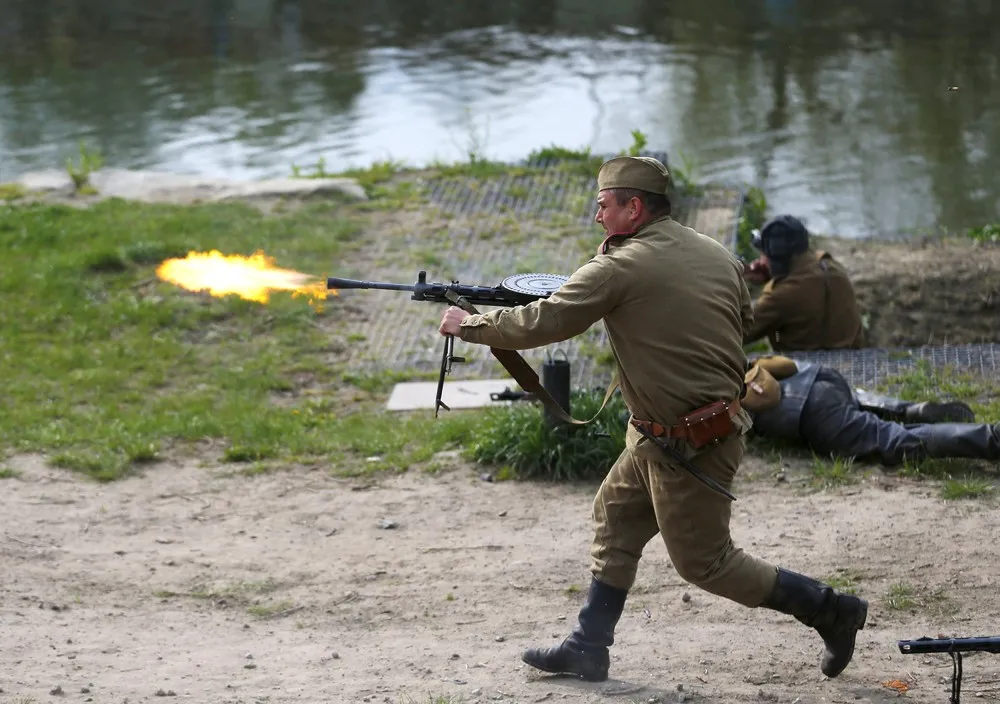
[
  {"left": 327, "top": 270, "right": 582, "bottom": 418},
  {"left": 898, "top": 636, "right": 1000, "bottom": 704}
]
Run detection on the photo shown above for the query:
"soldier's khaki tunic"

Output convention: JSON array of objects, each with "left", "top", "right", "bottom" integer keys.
[
  {"left": 459, "top": 215, "right": 778, "bottom": 607},
  {"left": 745, "top": 249, "right": 865, "bottom": 352}
]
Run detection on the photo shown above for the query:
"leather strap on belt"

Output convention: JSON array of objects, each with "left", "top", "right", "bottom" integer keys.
[{"left": 630, "top": 398, "right": 742, "bottom": 439}]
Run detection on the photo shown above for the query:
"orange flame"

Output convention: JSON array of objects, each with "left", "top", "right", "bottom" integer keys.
[{"left": 155, "top": 250, "right": 332, "bottom": 306}]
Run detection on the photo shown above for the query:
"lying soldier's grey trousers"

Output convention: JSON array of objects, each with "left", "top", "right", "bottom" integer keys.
[{"left": 751, "top": 363, "right": 1000, "bottom": 466}]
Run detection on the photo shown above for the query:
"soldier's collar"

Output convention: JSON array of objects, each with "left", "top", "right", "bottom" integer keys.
[{"left": 597, "top": 215, "right": 670, "bottom": 255}]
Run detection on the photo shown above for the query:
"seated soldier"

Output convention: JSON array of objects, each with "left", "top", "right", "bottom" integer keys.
[
  {"left": 743, "top": 215, "right": 866, "bottom": 352},
  {"left": 742, "top": 355, "right": 1000, "bottom": 466}
]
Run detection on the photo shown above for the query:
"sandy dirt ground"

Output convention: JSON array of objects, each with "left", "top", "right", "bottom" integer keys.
[{"left": 3, "top": 453, "right": 999, "bottom": 704}]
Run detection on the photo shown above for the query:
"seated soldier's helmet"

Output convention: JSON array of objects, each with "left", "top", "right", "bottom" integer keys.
[{"left": 751, "top": 214, "right": 809, "bottom": 260}]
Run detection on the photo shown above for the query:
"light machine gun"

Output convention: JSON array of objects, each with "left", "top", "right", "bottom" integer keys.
[
  {"left": 898, "top": 636, "right": 1000, "bottom": 703},
  {"left": 326, "top": 271, "right": 584, "bottom": 419}
]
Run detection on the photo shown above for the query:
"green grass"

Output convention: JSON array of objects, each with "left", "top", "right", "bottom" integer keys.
[
  {"left": 467, "top": 389, "right": 626, "bottom": 481},
  {"left": 940, "top": 477, "right": 995, "bottom": 500},
  {"left": 885, "top": 582, "right": 917, "bottom": 610},
  {"left": 869, "top": 361, "right": 1000, "bottom": 487},
  {"left": 737, "top": 185, "right": 768, "bottom": 262},
  {"left": 0, "top": 199, "right": 478, "bottom": 481},
  {"left": 0, "top": 183, "right": 27, "bottom": 201},
  {"left": 6, "top": 153, "right": 997, "bottom": 489},
  {"left": 0, "top": 467, "right": 20, "bottom": 479},
  {"left": 824, "top": 568, "right": 863, "bottom": 595},
  {"left": 809, "top": 454, "right": 860, "bottom": 489},
  {"left": 965, "top": 222, "right": 1000, "bottom": 243},
  {"left": 876, "top": 359, "right": 1000, "bottom": 418},
  {"left": 883, "top": 581, "right": 952, "bottom": 614}
]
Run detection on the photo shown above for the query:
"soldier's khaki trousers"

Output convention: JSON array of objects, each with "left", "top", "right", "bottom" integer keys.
[{"left": 590, "top": 433, "right": 778, "bottom": 607}]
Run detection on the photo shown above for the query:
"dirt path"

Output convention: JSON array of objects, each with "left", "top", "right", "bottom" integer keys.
[{"left": 3, "top": 453, "right": 998, "bottom": 704}]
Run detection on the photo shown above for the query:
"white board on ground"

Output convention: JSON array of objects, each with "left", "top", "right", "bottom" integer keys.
[{"left": 386, "top": 379, "right": 520, "bottom": 411}]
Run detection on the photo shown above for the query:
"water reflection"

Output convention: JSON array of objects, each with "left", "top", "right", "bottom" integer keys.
[{"left": 1, "top": 0, "right": 999, "bottom": 237}]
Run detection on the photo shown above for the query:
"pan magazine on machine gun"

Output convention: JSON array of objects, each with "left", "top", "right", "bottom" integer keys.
[
  {"left": 326, "top": 270, "right": 738, "bottom": 502},
  {"left": 898, "top": 635, "right": 1000, "bottom": 704}
]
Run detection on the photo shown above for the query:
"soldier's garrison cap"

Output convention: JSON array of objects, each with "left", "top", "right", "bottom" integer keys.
[{"left": 597, "top": 156, "right": 672, "bottom": 195}]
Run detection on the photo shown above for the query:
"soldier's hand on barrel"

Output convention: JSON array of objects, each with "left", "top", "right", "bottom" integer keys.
[{"left": 439, "top": 306, "right": 470, "bottom": 336}]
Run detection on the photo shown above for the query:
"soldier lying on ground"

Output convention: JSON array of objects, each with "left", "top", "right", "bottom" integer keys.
[
  {"left": 743, "top": 215, "right": 866, "bottom": 352},
  {"left": 742, "top": 355, "right": 1000, "bottom": 465},
  {"left": 438, "top": 156, "right": 866, "bottom": 684}
]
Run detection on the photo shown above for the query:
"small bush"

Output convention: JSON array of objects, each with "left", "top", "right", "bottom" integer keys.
[
  {"left": 966, "top": 223, "right": 1000, "bottom": 243},
  {"left": 467, "top": 389, "right": 627, "bottom": 481},
  {"left": 737, "top": 186, "right": 768, "bottom": 261}
]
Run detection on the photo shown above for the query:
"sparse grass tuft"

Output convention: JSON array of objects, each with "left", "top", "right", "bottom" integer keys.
[
  {"left": 884, "top": 581, "right": 952, "bottom": 614},
  {"left": 247, "top": 600, "right": 297, "bottom": 618},
  {"left": 941, "top": 477, "right": 995, "bottom": 500},
  {"left": 467, "top": 388, "right": 626, "bottom": 481},
  {"left": 825, "top": 568, "right": 864, "bottom": 595},
  {"left": 157, "top": 580, "right": 299, "bottom": 619},
  {"left": 809, "top": 454, "right": 858, "bottom": 489},
  {"left": 886, "top": 582, "right": 917, "bottom": 610},
  {"left": 399, "top": 696, "right": 463, "bottom": 704},
  {"left": 0, "top": 467, "right": 20, "bottom": 479}
]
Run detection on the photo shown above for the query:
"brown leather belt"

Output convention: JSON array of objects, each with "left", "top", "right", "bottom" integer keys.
[{"left": 630, "top": 398, "right": 742, "bottom": 440}]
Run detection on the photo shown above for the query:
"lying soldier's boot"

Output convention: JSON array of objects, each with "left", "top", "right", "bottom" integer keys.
[
  {"left": 761, "top": 568, "right": 868, "bottom": 678},
  {"left": 904, "top": 401, "right": 975, "bottom": 424},
  {"left": 910, "top": 422, "right": 1000, "bottom": 460},
  {"left": 521, "top": 577, "right": 628, "bottom": 681}
]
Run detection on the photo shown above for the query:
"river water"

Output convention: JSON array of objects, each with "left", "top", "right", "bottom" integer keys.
[{"left": 1, "top": 0, "right": 999, "bottom": 238}]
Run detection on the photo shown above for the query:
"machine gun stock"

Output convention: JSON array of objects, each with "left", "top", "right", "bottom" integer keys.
[{"left": 898, "top": 636, "right": 1000, "bottom": 703}]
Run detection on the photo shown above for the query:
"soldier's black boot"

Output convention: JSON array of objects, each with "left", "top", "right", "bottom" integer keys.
[
  {"left": 904, "top": 401, "right": 975, "bottom": 424},
  {"left": 521, "top": 577, "right": 628, "bottom": 681},
  {"left": 762, "top": 568, "right": 868, "bottom": 678},
  {"left": 908, "top": 422, "right": 1000, "bottom": 461}
]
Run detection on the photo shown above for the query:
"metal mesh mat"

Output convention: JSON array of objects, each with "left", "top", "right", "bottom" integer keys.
[
  {"left": 338, "top": 153, "right": 999, "bottom": 393},
  {"left": 780, "top": 344, "right": 1000, "bottom": 390},
  {"left": 340, "top": 153, "right": 745, "bottom": 389}
]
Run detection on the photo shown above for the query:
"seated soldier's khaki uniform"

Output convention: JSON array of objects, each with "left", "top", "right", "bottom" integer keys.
[{"left": 745, "top": 249, "right": 865, "bottom": 352}]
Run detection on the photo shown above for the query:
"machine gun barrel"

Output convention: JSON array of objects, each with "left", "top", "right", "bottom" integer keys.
[
  {"left": 899, "top": 636, "right": 1000, "bottom": 654},
  {"left": 326, "top": 276, "right": 416, "bottom": 293},
  {"left": 327, "top": 270, "right": 561, "bottom": 308}
]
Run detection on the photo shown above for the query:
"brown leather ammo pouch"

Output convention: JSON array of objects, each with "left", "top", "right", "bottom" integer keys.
[{"left": 678, "top": 399, "right": 740, "bottom": 449}]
